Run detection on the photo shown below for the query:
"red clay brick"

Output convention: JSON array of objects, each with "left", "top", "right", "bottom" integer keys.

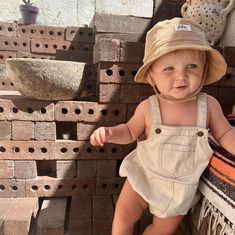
[
  {"left": 14, "top": 160, "right": 37, "bottom": 179},
  {"left": 34, "top": 121, "right": 56, "bottom": 141},
  {"left": 12, "top": 120, "right": 34, "bottom": 140},
  {"left": 0, "top": 141, "right": 54, "bottom": 160},
  {"left": 224, "top": 46, "right": 235, "bottom": 67},
  {"left": 216, "top": 67, "right": 235, "bottom": 87},
  {"left": 68, "top": 196, "right": 92, "bottom": 235},
  {"left": 93, "top": 38, "right": 120, "bottom": 63},
  {"left": 55, "top": 50, "right": 93, "bottom": 63},
  {"left": 218, "top": 87, "right": 235, "bottom": 105},
  {"left": 0, "top": 51, "right": 17, "bottom": 63},
  {"left": 18, "top": 24, "right": 65, "bottom": 40},
  {"left": 17, "top": 51, "right": 55, "bottom": 60},
  {"left": 56, "top": 160, "right": 77, "bottom": 178},
  {"left": 96, "top": 177, "right": 125, "bottom": 195},
  {"left": 93, "top": 195, "right": 114, "bottom": 235},
  {"left": 1, "top": 197, "right": 38, "bottom": 235},
  {"left": 65, "top": 26, "right": 95, "bottom": 43},
  {"left": 98, "top": 83, "right": 121, "bottom": 103},
  {"left": 0, "top": 160, "right": 14, "bottom": 178},
  {"left": 98, "top": 62, "right": 139, "bottom": 83},
  {"left": 0, "top": 179, "right": 25, "bottom": 197},
  {"left": 0, "top": 121, "right": 11, "bottom": 140},
  {"left": 0, "top": 98, "right": 54, "bottom": 121},
  {"left": 26, "top": 176, "right": 95, "bottom": 197},
  {"left": 120, "top": 84, "right": 141, "bottom": 103},
  {"left": 76, "top": 122, "right": 97, "bottom": 140},
  {"left": 97, "top": 160, "right": 116, "bottom": 177},
  {"left": 0, "top": 77, "right": 16, "bottom": 90},
  {"left": 0, "top": 22, "right": 17, "bottom": 37},
  {"left": 55, "top": 101, "right": 127, "bottom": 123},
  {"left": 0, "top": 36, "right": 30, "bottom": 52},
  {"left": 77, "top": 160, "right": 97, "bottom": 177}
]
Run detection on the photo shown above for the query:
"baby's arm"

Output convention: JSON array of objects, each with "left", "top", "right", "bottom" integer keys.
[
  {"left": 208, "top": 95, "right": 235, "bottom": 155},
  {"left": 90, "top": 99, "right": 147, "bottom": 146}
]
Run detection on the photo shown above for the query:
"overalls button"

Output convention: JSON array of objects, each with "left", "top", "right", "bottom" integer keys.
[
  {"left": 197, "top": 131, "right": 204, "bottom": 137},
  {"left": 155, "top": 128, "right": 161, "bottom": 134}
]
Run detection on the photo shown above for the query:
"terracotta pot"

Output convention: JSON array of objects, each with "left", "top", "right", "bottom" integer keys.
[{"left": 19, "top": 4, "right": 39, "bottom": 24}]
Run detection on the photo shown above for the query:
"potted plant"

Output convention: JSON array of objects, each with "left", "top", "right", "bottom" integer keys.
[{"left": 19, "top": 0, "right": 39, "bottom": 25}]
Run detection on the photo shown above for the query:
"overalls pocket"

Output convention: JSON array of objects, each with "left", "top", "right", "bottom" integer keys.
[{"left": 159, "top": 143, "right": 195, "bottom": 177}]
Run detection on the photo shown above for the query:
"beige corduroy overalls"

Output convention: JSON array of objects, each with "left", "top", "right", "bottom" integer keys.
[{"left": 119, "top": 93, "right": 213, "bottom": 218}]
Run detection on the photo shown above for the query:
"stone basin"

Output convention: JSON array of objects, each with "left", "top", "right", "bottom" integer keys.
[{"left": 6, "top": 58, "right": 87, "bottom": 100}]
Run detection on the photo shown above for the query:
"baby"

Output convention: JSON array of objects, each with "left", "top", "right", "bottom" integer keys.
[{"left": 90, "top": 18, "right": 235, "bottom": 235}]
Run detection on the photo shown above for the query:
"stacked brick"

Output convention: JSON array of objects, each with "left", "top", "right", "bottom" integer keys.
[{"left": 0, "top": 1, "right": 235, "bottom": 234}]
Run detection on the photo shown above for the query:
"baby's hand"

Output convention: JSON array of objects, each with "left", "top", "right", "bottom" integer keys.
[{"left": 90, "top": 127, "right": 113, "bottom": 146}]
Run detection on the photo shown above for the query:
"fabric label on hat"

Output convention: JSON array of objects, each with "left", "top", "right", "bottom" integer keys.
[{"left": 174, "top": 24, "right": 192, "bottom": 32}]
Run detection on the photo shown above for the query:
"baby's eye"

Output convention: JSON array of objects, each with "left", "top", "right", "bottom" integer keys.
[
  {"left": 187, "top": 64, "right": 198, "bottom": 69},
  {"left": 163, "top": 66, "right": 174, "bottom": 71}
]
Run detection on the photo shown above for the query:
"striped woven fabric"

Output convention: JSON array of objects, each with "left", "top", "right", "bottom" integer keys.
[{"left": 198, "top": 115, "right": 235, "bottom": 234}]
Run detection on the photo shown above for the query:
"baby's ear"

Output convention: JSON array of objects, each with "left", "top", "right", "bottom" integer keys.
[{"left": 144, "top": 71, "right": 154, "bottom": 86}]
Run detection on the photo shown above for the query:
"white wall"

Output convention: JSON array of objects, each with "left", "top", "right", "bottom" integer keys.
[{"left": 0, "top": 0, "right": 154, "bottom": 27}]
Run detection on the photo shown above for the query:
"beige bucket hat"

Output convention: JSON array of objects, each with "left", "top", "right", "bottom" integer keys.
[{"left": 135, "top": 17, "right": 227, "bottom": 85}]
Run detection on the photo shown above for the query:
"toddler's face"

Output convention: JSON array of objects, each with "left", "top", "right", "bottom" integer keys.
[{"left": 148, "top": 49, "right": 206, "bottom": 100}]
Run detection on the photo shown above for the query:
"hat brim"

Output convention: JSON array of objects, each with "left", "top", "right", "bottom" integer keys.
[{"left": 134, "top": 45, "right": 227, "bottom": 85}]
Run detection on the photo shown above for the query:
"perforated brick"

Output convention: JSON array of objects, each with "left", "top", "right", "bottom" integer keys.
[
  {"left": 56, "top": 160, "right": 77, "bottom": 178},
  {"left": 0, "top": 98, "right": 54, "bottom": 121},
  {"left": 0, "top": 160, "right": 14, "bottom": 178},
  {"left": 17, "top": 51, "right": 55, "bottom": 60},
  {"left": 26, "top": 176, "right": 95, "bottom": 197},
  {"left": 35, "top": 121, "right": 56, "bottom": 141},
  {"left": 77, "top": 160, "right": 97, "bottom": 178},
  {"left": 98, "top": 62, "right": 139, "bottom": 83},
  {"left": 98, "top": 83, "right": 121, "bottom": 103},
  {"left": 31, "top": 39, "right": 93, "bottom": 54},
  {"left": 224, "top": 46, "right": 235, "bottom": 67},
  {"left": 216, "top": 67, "right": 235, "bottom": 87},
  {"left": 18, "top": 24, "right": 65, "bottom": 40},
  {"left": 14, "top": 160, "right": 37, "bottom": 179},
  {"left": 0, "top": 22, "right": 17, "bottom": 37},
  {"left": 55, "top": 101, "right": 127, "bottom": 123},
  {"left": 76, "top": 123, "right": 97, "bottom": 140},
  {"left": 65, "top": 26, "right": 95, "bottom": 43},
  {"left": 0, "top": 77, "right": 16, "bottom": 90},
  {"left": 0, "top": 179, "right": 25, "bottom": 197},
  {"left": 0, "top": 141, "right": 54, "bottom": 160},
  {"left": 0, "top": 121, "right": 11, "bottom": 140},
  {"left": 0, "top": 51, "right": 17, "bottom": 63},
  {"left": 97, "top": 160, "right": 116, "bottom": 177},
  {"left": 0, "top": 36, "right": 30, "bottom": 52}
]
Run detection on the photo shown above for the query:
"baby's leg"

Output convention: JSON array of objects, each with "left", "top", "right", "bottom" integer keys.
[
  {"left": 143, "top": 214, "right": 184, "bottom": 235},
  {"left": 112, "top": 179, "right": 148, "bottom": 235}
]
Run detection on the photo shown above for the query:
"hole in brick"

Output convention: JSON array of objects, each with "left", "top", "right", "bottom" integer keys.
[
  {"left": 102, "top": 184, "right": 108, "bottom": 189},
  {"left": 79, "top": 31, "right": 83, "bottom": 36},
  {"left": 56, "top": 122, "right": 77, "bottom": 140},
  {"left": 23, "top": 42, "right": 27, "bottom": 47},
  {"left": 44, "top": 44, "right": 49, "bottom": 48},
  {"left": 4, "top": 41, "right": 8, "bottom": 46},
  {"left": 114, "top": 183, "right": 119, "bottom": 189},
  {"left": 13, "top": 147, "right": 20, "bottom": 153},
  {"left": 40, "top": 108, "right": 47, "bottom": 114},
  {"left": 10, "top": 82, "right": 14, "bottom": 86},
  {"left": 73, "top": 147, "right": 79, "bottom": 153},
  {"left": 35, "top": 43, "right": 40, "bottom": 48},
  {"left": 99, "top": 148, "right": 105, "bottom": 153},
  {"left": 40, "top": 30, "right": 44, "bottom": 34},
  {"left": 0, "top": 146, "right": 6, "bottom": 152},
  {"left": 88, "top": 109, "right": 94, "bottom": 115},
  {"left": 63, "top": 45, "right": 67, "bottom": 50},
  {"left": 13, "top": 42, "right": 18, "bottom": 46},
  {"left": 84, "top": 47, "right": 89, "bottom": 51},
  {"left": 111, "top": 148, "right": 117, "bottom": 153},
  {"left": 0, "top": 185, "right": 5, "bottom": 191},
  {"left": 71, "top": 184, "right": 77, "bottom": 190},
  {"left": 11, "top": 185, "right": 18, "bottom": 191},
  {"left": 101, "top": 109, "right": 108, "bottom": 115},
  {"left": 44, "top": 185, "right": 51, "bottom": 190},
  {"left": 53, "top": 44, "right": 57, "bottom": 49},
  {"left": 88, "top": 32, "right": 93, "bottom": 37},
  {"left": 106, "top": 69, "right": 113, "bottom": 76},
  {"left": 0, "top": 107, "right": 4, "bottom": 112},
  {"left": 58, "top": 31, "right": 62, "bottom": 36},
  {"left": 82, "top": 184, "right": 89, "bottom": 190},
  {"left": 61, "top": 148, "right": 67, "bottom": 153},
  {"left": 30, "top": 29, "right": 36, "bottom": 34},
  {"left": 70, "top": 46, "right": 75, "bottom": 50},
  {"left": 86, "top": 84, "right": 92, "bottom": 90},
  {"left": 37, "top": 160, "right": 56, "bottom": 177},
  {"left": 114, "top": 110, "right": 119, "bottom": 116},
  {"left": 71, "top": 30, "right": 75, "bottom": 35},
  {"left": 27, "top": 107, "right": 33, "bottom": 114},
  {"left": 28, "top": 147, "right": 35, "bottom": 153},
  {"left": 8, "top": 27, "right": 13, "bottom": 32},
  {"left": 0, "top": 55, "right": 4, "bottom": 59},
  {"left": 75, "top": 108, "right": 81, "bottom": 115},
  {"left": 21, "top": 28, "right": 26, "bottom": 33},
  {"left": 86, "top": 148, "right": 92, "bottom": 153},
  {"left": 49, "top": 31, "right": 54, "bottom": 35},
  {"left": 1, "top": 82, "right": 5, "bottom": 86},
  {"left": 0, "top": 26, "right": 2, "bottom": 30},
  {"left": 12, "top": 107, "right": 18, "bottom": 113},
  {"left": 31, "top": 185, "right": 38, "bottom": 191},
  {"left": 58, "top": 185, "right": 63, "bottom": 190},
  {"left": 131, "top": 71, "right": 137, "bottom": 77},
  {"left": 62, "top": 108, "right": 68, "bottom": 114},
  {"left": 41, "top": 147, "right": 48, "bottom": 153},
  {"left": 119, "top": 70, "right": 125, "bottom": 77}
]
